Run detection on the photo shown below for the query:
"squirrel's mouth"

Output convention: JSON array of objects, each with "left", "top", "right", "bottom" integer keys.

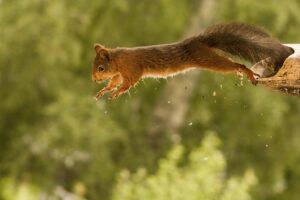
[
  {"left": 95, "top": 78, "right": 109, "bottom": 84},
  {"left": 95, "top": 79, "right": 104, "bottom": 84}
]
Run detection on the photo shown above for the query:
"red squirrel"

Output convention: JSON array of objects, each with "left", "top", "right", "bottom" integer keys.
[{"left": 92, "top": 23, "right": 293, "bottom": 100}]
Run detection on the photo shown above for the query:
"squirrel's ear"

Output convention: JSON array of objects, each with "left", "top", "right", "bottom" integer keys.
[
  {"left": 94, "top": 44, "right": 110, "bottom": 60},
  {"left": 94, "top": 43, "right": 105, "bottom": 53}
]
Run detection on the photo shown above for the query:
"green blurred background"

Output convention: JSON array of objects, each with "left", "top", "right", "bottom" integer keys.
[{"left": 1, "top": 0, "right": 300, "bottom": 199}]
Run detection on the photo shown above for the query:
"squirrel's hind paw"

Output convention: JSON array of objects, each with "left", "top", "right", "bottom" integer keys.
[{"left": 249, "top": 76, "right": 258, "bottom": 85}]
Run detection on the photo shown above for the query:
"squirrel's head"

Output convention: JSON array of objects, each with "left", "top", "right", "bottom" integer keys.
[{"left": 92, "top": 44, "right": 118, "bottom": 83}]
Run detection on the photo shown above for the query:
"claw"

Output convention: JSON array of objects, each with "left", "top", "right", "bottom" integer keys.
[
  {"left": 249, "top": 75, "right": 258, "bottom": 85},
  {"left": 95, "top": 91, "right": 104, "bottom": 100},
  {"left": 251, "top": 79, "right": 258, "bottom": 85},
  {"left": 108, "top": 93, "right": 118, "bottom": 100}
]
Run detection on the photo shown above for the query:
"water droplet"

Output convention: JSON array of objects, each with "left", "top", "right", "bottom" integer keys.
[
  {"left": 167, "top": 100, "right": 171, "bottom": 104},
  {"left": 265, "top": 144, "right": 269, "bottom": 148},
  {"left": 213, "top": 91, "right": 217, "bottom": 96},
  {"left": 188, "top": 122, "right": 193, "bottom": 126}
]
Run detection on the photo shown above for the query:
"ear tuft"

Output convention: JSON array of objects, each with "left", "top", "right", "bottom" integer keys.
[
  {"left": 94, "top": 43, "right": 104, "bottom": 53},
  {"left": 94, "top": 43, "right": 110, "bottom": 60}
]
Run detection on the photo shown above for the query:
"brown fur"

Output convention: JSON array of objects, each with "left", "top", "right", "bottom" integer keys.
[{"left": 92, "top": 23, "right": 294, "bottom": 99}]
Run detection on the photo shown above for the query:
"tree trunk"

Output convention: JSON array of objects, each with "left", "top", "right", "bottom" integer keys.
[{"left": 147, "top": 0, "right": 216, "bottom": 144}]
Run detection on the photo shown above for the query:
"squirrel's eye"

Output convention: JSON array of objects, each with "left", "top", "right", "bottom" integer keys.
[{"left": 97, "top": 65, "right": 105, "bottom": 72}]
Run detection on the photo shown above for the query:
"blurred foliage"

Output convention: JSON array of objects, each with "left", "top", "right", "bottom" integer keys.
[
  {"left": 0, "top": 0, "right": 300, "bottom": 200},
  {"left": 219, "top": 0, "right": 300, "bottom": 41},
  {"left": 112, "top": 134, "right": 257, "bottom": 200}
]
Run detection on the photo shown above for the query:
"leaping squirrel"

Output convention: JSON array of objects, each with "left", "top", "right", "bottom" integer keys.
[{"left": 92, "top": 23, "right": 294, "bottom": 100}]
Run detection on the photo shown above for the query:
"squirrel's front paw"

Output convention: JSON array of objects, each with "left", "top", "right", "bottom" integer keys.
[
  {"left": 95, "top": 91, "right": 106, "bottom": 100},
  {"left": 108, "top": 86, "right": 130, "bottom": 100},
  {"left": 108, "top": 92, "right": 120, "bottom": 100}
]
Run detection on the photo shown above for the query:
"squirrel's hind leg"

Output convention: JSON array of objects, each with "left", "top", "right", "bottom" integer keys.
[
  {"left": 237, "top": 65, "right": 259, "bottom": 85},
  {"left": 194, "top": 50, "right": 258, "bottom": 85},
  {"left": 211, "top": 62, "right": 258, "bottom": 85}
]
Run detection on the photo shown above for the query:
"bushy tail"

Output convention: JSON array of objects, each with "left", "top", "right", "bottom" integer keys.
[{"left": 198, "top": 23, "right": 294, "bottom": 68}]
